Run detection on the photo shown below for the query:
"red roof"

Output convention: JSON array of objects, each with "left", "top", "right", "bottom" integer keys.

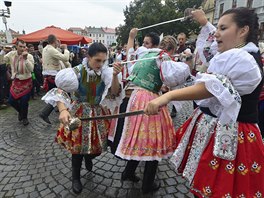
[
  {"left": 102, "top": 27, "right": 116, "bottom": 34},
  {"left": 15, "top": 25, "right": 92, "bottom": 45}
]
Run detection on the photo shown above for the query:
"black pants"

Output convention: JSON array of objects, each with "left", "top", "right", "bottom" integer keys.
[
  {"left": 123, "top": 160, "right": 158, "bottom": 190},
  {"left": 0, "top": 64, "right": 7, "bottom": 104},
  {"left": 8, "top": 92, "right": 31, "bottom": 119}
]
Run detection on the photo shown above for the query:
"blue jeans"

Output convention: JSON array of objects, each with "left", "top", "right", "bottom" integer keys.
[{"left": 8, "top": 92, "right": 31, "bottom": 119}]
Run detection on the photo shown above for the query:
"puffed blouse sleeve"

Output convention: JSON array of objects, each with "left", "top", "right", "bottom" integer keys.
[
  {"left": 157, "top": 58, "right": 191, "bottom": 89},
  {"left": 196, "top": 21, "right": 218, "bottom": 66},
  {"left": 100, "top": 67, "right": 125, "bottom": 113},
  {"left": 41, "top": 67, "right": 79, "bottom": 109},
  {"left": 195, "top": 49, "right": 262, "bottom": 124}
]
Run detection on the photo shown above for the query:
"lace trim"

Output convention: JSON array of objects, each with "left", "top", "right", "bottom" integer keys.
[
  {"left": 195, "top": 73, "right": 241, "bottom": 124},
  {"left": 41, "top": 88, "right": 72, "bottom": 109}
]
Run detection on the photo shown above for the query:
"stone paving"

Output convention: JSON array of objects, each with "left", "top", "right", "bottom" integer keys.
[{"left": 0, "top": 97, "right": 194, "bottom": 198}]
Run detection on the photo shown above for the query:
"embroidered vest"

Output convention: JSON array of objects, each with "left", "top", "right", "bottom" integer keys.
[
  {"left": 127, "top": 51, "right": 163, "bottom": 93},
  {"left": 73, "top": 64, "right": 106, "bottom": 105}
]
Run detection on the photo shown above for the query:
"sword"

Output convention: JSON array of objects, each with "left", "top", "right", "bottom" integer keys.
[
  {"left": 79, "top": 110, "right": 145, "bottom": 121},
  {"left": 67, "top": 110, "right": 145, "bottom": 131}
]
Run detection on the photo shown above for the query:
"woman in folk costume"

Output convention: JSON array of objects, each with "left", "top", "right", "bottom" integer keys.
[
  {"left": 145, "top": 7, "right": 264, "bottom": 198},
  {"left": 42, "top": 42, "right": 124, "bottom": 194},
  {"left": 114, "top": 34, "right": 191, "bottom": 194}
]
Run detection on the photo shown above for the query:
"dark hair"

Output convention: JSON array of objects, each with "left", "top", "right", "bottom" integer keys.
[
  {"left": 47, "top": 34, "right": 57, "bottom": 44},
  {"left": 16, "top": 39, "right": 25, "bottom": 45},
  {"left": 145, "top": 32, "right": 160, "bottom": 46},
  {"left": 27, "top": 44, "right": 34, "bottom": 48},
  {"left": 221, "top": 7, "right": 259, "bottom": 45},
  {"left": 87, "top": 42, "right": 107, "bottom": 57}
]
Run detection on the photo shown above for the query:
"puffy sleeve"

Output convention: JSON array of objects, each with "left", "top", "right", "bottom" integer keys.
[
  {"left": 195, "top": 49, "right": 262, "bottom": 124},
  {"left": 100, "top": 67, "right": 125, "bottom": 113},
  {"left": 159, "top": 60, "right": 190, "bottom": 89},
  {"left": 41, "top": 68, "right": 79, "bottom": 109},
  {"left": 196, "top": 21, "right": 218, "bottom": 66}
]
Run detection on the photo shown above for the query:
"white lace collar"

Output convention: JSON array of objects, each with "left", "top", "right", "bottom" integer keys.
[{"left": 82, "top": 57, "right": 102, "bottom": 82}]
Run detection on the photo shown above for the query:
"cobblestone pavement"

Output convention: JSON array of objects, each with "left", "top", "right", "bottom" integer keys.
[{"left": 0, "top": 98, "right": 194, "bottom": 198}]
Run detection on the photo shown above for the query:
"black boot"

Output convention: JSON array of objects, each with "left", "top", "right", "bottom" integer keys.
[
  {"left": 84, "top": 154, "right": 93, "bottom": 171},
  {"left": 121, "top": 160, "right": 140, "bottom": 182},
  {"left": 21, "top": 107, "right": 29, "bottom": 126},
  {"left": 142, "top": 161, "right": 160, "bottom": 194},
  {"left": 170, "top": 106, "right": 177, "bottom": 118},
  {"left": 39, "top": 104, "right": 54, "bottom": 124},
  {"left": 72, "top": 154, "right": 83, "bottom": 194}
]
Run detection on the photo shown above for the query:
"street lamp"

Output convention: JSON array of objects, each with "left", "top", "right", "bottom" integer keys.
[
  {"left": 0, "top": 1, "right": 12, "bottom": 43},
  {"left": 1, "top": 1, "right": 11, "bottom": 30}
]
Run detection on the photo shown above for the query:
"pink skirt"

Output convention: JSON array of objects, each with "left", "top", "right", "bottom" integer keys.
[{"left": 115, "top": 89, "right": 176, "bottom": 161}]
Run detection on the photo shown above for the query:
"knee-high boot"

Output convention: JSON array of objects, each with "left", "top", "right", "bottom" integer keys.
[
  {"left": 121, "top": 160, "right": 140, "bottom": 182},
  {"left": 83, "top": 154, "right": 99, "bottom": 171},
  {"left": 72, "top": 154, "right": 83, "bottom": 194},
  {"left": 39, "top": 103, "right": 54, "bottom": 124},
  {"left": 142, "top": 161, "right": 160, "bottom": 194}
]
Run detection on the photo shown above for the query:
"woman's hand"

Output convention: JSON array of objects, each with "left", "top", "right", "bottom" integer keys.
[
  {"left": 59, "top": 109, "right": 71, "bottom": 126},
  {"left": 113, "top": 62, "right": 123, "bottom": 76},
  {"left": 144, "top": 95, "right": 170, "bottom": 115},
  {"left": 129, "top": 28, "right": 138, "bottom": 39},
  {"left": 191, "top": 9, "right": 208, "bottom": 26}
]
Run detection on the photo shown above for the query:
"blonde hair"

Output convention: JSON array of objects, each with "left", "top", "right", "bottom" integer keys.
[{"left": 159, "top": 35, "right": 177, "bottom": 54}]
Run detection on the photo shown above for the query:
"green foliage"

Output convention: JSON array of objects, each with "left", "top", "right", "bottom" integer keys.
[{"left": 116, "top": 0, "right": 203, "bottom": 45}]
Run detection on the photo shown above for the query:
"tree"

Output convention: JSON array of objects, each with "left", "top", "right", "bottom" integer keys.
[{"left": 116, "top": 0, "right": 204, "bottom": 45}]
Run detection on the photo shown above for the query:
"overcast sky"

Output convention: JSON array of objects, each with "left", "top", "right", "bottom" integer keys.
[{"left": 0, "top": 0, "right": 131, "bottom": 34}]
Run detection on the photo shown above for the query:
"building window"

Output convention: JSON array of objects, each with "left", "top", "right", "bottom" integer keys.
[
  {"left": 232, "top": 0, "right": 237, "bottom": 8},
  {"left": 247, "top": 0, "right": 253, "bottom": 8},
  {"left": 219, "top": 3, "right": 224, "bottom": 16},
  {"left": 90, "top": 34, "right": 92, "bottom": 37}
]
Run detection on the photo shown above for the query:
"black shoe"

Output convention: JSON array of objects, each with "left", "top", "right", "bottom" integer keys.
[
  {"left": 39, "top": 113, "right": 51, "bottom": 124},
  {"left": 72, "top": 179, "right": 82, "bottom": 194},
  {"left": 121, "top": 172, "right": 140, "bottom": 182},
  {"left": 22, "top": 118, "right": 29, "bottom": 126},
  {"left": 170, "top": 106, "right": 177, "bottom": 118},
  {"left": 84, "top": 157, "right": 93, "bottom": 171},
  {"left": 142, "top": 181, "right": 160, "bottom": 194},
  {"left": 18, "top": 113, "right": 22, "bottom": 121}
]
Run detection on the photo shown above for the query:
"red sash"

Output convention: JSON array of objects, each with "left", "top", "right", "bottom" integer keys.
[{"left": 10, "top": 78, "right": 32, "bottom": 99}]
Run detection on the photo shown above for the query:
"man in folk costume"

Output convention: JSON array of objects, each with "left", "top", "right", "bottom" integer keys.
[
  {"left": 4, "top": 40, "right": 34, "bottom": 126},
  {"left": 39, "top": 34, "right": 70, "bottom": 124}
]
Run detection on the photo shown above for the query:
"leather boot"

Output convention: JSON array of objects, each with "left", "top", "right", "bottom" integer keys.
[
  {"left": 72, "top": 154, "right": 83, "bottom": 194},
  {"left": 84, "top": 154, "right": 93, "bottom": 171},
  {"left": 39, "top": 104, "right": 54, "bottom": 124},
  {"left": 142, "top": 161, "right": 160, "bottom": 194},
  {"left": 21, "top": 107, "right": 29, "bottom": 126},
  {"left": 121, "top": 160, "right": 140, "bottom": 182}
]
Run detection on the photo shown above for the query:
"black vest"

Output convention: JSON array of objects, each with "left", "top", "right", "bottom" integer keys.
[{"left": 237, "top": 51, "right": 263, "bottom": 123}]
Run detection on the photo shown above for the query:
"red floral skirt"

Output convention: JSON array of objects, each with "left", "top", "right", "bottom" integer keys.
[
  {"left": 55, "top": 103, "right": 110, "bottom": 155},
  {"left": 171, "top": 110, "right": 264, "bottom": 197}
]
